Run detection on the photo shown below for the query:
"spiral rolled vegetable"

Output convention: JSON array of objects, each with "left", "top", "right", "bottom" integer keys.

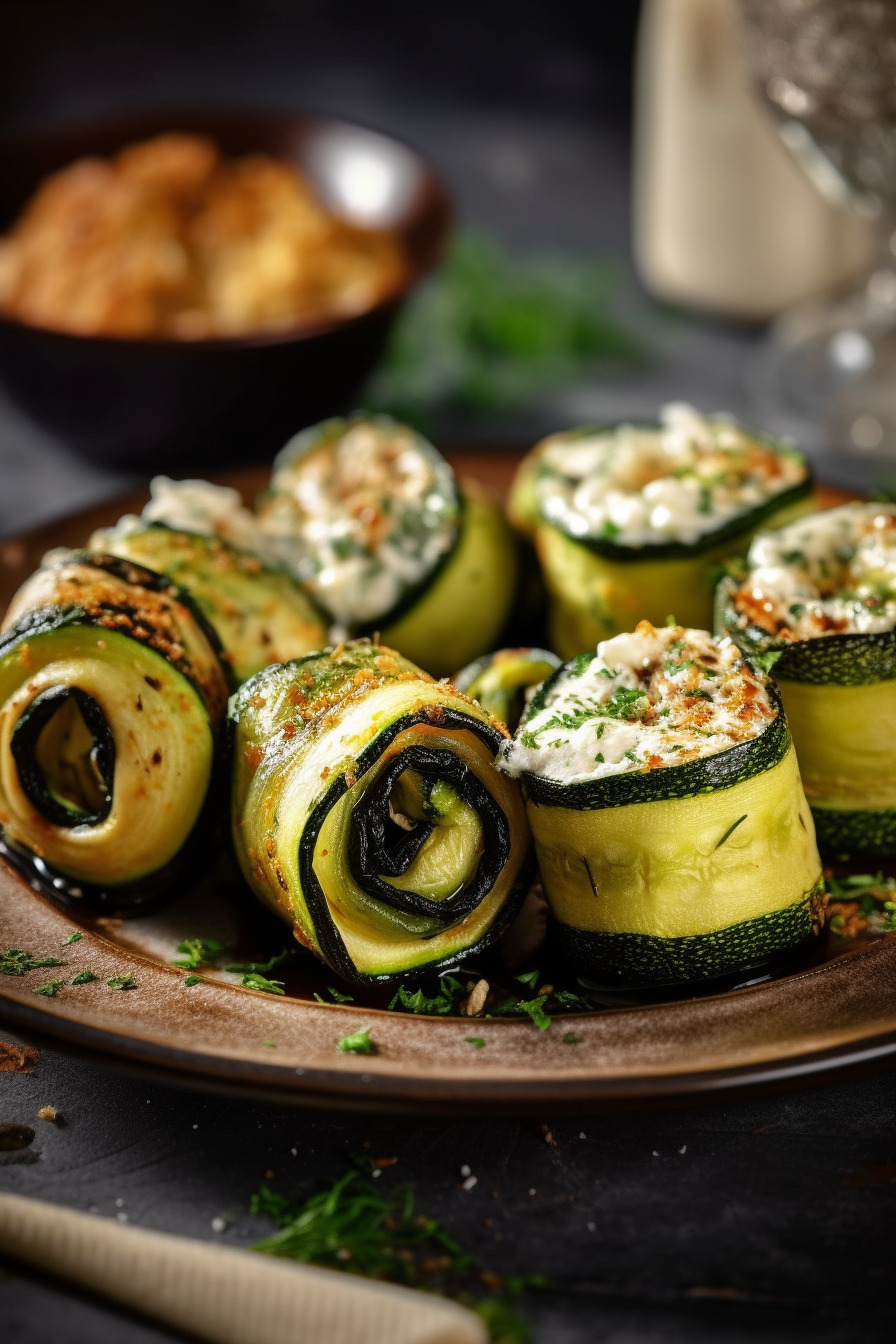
[
  {"left": 0, "top": 551, "right": 230, "bottom": 910},
  {"left": 255, "top": 414, "right": 518, "bottom": 677},
  {"left": 230, "top": 641, "right": 532, "bottom": 982}
]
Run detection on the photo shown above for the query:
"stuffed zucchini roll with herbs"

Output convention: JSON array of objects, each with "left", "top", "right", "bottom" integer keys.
[
  {"left": 91, "top": 478, "right": 329, "bottom": 683},
  {"left": 453, "top": 647, "right": 561, "bottom": 733},
  {"left": 230, "top": 640, "right": 531, "bottom": 983},
  {"left": 255, "top": 414, "right": 518, "bottom": 677},
  {"left": 0, "top": 551, "right": 230, "bottom": 910},
  {"left": 508, "top": 402, "right": 812, "bottom": 660},
  {"left": 498, "top": 621, "right": 825, "bottom": 990},
  {"left": 717, "top": 503, "right": 896, "bottom": 858}
]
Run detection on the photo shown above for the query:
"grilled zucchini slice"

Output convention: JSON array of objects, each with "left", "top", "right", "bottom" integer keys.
[
  {"left": 498, "top": 621, "right": 825, "bottom": 989},
  {"left": 230, "top": 640, "right": 532, "bottom": 982},
  {"left": 508, "top": 403, "right": 812, "bottom": 659}
]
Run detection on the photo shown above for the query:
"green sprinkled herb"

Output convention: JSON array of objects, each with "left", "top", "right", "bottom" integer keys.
[
  {"left": 61, "top": 931, "right": 83, "bottom": 946},
  {"left": 263, "top": 1039, "right": 276, "bottom": 1049},
  {"left": 601, "top": 519, "right": 621, "bottom": 541},
  {"left": 595, "top": 752, "right": 605, "bottom": 763},
  {"left": 107, "top": 975, "right": 138, "bottom": 991},
  {"left": 33, "top": 979, "right": 65, "bottom": 997},
  {"left": 466, "top": 1037, "right": 486, "bottom": 1049},
  {"left": 754, "top": 650, "right": 783, "bottom": 675},
  {"left": 313, "top": 986, "right": 355, "bottom": 1005},
  {"left": 250, "top": 1168, "right": 538, "bottom": 1339},
  {"left": 492, "top": 994, "right": 551, "bottom": 1031},
  {"left": 387, "top": 976, "right": 468, "bottom": 1016},
  {"left": 562, "top": 1032, "right": 582, "bottom": 1045},
  {"left": 241, "top": 973, "right": 286, "bottom": 995},
  {"left": 336, "top": 1029, "right": 375, "bottom": 1055},
  {"left": 514, "top": 969, "right": 541, "bottom": 991},
  {"left": 366, "top": 230, "right": 644, "bottom": 429},
  {"left": 714, "top": 814, "right": 748, "bottom": 850},
  {"left": 1, "top": 949, "right": 65, "bottom": 977},
  {"left": 603, "top": 686, "right": 649, "bottom": 720},
  {"left": 225, "top": 948, "right": 296, "bottom": 976},
  {"left": 183, "top": 974, "right": 202, "bottom": 987},
  {"left": 172, "top": 937, "right": 225, "bottom": 970},
  {"left": 71, "top": 970, "right": 97, "bottom": 985}
]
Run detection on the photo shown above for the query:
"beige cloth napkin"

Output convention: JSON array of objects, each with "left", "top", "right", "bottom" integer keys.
[{"left": 0, "top": 1190, "right": 488, "bottom": 1344}]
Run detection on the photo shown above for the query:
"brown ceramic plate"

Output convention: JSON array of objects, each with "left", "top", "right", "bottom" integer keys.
[{"left": 1, "top": 454, "right": 894, "bottom": 1115}]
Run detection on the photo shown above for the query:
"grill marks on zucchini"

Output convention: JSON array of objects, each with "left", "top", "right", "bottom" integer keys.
[
  {"left": 230, "top": 641, "right": 532, "bottom": 982},
  {"left": 719, "top": 505, "right": 896, "bottom": 857},
  {"left": 89, "top": 522, "right": 329, "bottom": 684},
  {"left": 499, "top": 623, "right": 824, "bottom": 988},
  {"left": 0, "top": 552, "right": 229, "bottom": 910}
]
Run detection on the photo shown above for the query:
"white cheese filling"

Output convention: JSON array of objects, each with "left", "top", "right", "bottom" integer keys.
[
  {"left": 99, "top": 476, "right": 277, "bottom": 562},
  {"left": 498, "top": 622, "right": 776, "bottom": 784},
  {"left": 735, "top": 503, "right": 896, "bottom": 639},
  {"left": 258, "top": 420, "right": 459, "bottom": 627},
  {"left": 535, "top": 402, "right": 806, "bottom": 548}
]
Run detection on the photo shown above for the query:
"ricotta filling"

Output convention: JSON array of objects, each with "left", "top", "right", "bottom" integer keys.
[
  {"left": 733, "top": 503, "right": 896, "bottom": 639},
  {"left": 99, "top": 476, "right": 276, "bottom": 561},
  {"left": 535, "top": 402, "right": 806, "bottom": 548},
  {"left": 498, "top": 621, "right": 776, "bottom": 784},
  {"left": 259, "top": 419, "right": 459, "bottom": 627}
]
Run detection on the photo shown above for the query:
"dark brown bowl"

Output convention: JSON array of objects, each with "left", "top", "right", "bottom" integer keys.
[{"left": 0, "top": 108, "right": 453, "bottom": 467}]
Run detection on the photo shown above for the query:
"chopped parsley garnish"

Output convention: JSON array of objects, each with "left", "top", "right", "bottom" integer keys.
[
  {"left": 387, "top": 976, "right": 467, "bottom": 1016},
  {"left": 183, "top": 974, "right": 202, "bottom": 987},
  {"left": 595, "top": 752, "right": 605, "bottom": 763},
  {"left": 754, "top": 650, "right": 783, "bottom": 675},
  {"left": 172, "top": 937, "right": 225, "bottom": 970},
  {"left": 225, "top": 948, "right": 296, "bottom": 976},
  {"left": 336, "top": 1029, "right": 375, "bottom": 1055},
  {"left": 562, "top": 1032, "right": 582, "bottom": 1045},
  {"left": 71, "top": 970, "right": 97, "bottom": 985},
  {"left": 600, "top": 519, "right": 621, "bottom": 541},
  {"left": 713, "top": 814, "right": 748, "bottom": 850},
  {"left": 602, "top": 685, "right": 649, "bottom": 720},
  {"left": 33, "top": 979, "right": 65, "bottom": 997},
  {"left": 313, "top": 986, "right": 355, "bottom": 1005},
  {"left": 107, "top": 975, "right": 138, "bottom": 991},
  {"left": 1, "top": 949, "right": 65, "bottom": 977},
  {"left": 466, "top": 1037, "right": 486, "bottom": 1049},
  {"left": 61, "top": 931, "right": 83, "bottom": 946},
  {"left": 241, "top": 973, "right": 286, "bottom": 995}
]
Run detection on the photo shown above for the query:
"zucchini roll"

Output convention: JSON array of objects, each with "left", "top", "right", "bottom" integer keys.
[
  {"left": 498, "top": 621, "right": 824, "bottom": 990},
  {"left": 508, "top": 402, "right": 812, "bottom": 660},
  {"left": 0, "top": 551, "right": 230, "bottom": 910},
  {"left": 717, "top": 503, "right": 896, "bottom": 857},
  {"left": 453, "top": 647, "right": 561, "bottom": 733},
  {"left": 255, "top": 414, "right": 518, "bottom": 677},
  {"left": 230, "top": 641, "right": 531, "bottom": 982},
  {"left": 91, "top": 478, "right": 329, "bottom": 683}
]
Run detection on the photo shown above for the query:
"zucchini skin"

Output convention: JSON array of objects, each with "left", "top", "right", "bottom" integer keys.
[
  {"left": 377, "top": 479, "right": 519, "bottom": 677},
  {"left": 230, "top": 641, "right": 532, "bottom": 983},
  {"left": 511, "top": 664, "right": 824, "bottom": 989},
  {"left": 90, "top": 523, "right": 329, "bottom": 683},
  {"left": 258, "top": 415, "right": 517, "bottom": 677},
  {"left": 510, "top": 422, "right": 812, "bottom": 659},
  {"left": 452, "top": 646, "right": 561, "bottom": 732},
  {"left": 0, "top": 552, "right": 230, "bottom": 911},
  {"left": 717, "top": 579, "right": 896, "bottom": 858}
]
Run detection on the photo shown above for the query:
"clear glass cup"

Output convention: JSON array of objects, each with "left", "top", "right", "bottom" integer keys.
[{"left": 737, "top": 0, "right": 896, "bottom": 489}]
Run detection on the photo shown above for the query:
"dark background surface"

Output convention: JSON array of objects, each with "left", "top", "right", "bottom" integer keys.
[{"left": 1, "top": 4, "right": 891, "bottom": 1342}]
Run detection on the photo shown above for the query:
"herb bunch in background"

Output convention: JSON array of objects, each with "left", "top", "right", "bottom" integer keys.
[{"left": 367, "top": 232, "right": 645, "bottom": 431}]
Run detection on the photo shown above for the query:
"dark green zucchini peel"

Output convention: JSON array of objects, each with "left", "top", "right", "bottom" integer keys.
[
  {"left": 0, "top": 551, "right": 230, "bottom": 912},
  {"left": 230, "top": 640, "right": 532, "bottom": 983}
]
